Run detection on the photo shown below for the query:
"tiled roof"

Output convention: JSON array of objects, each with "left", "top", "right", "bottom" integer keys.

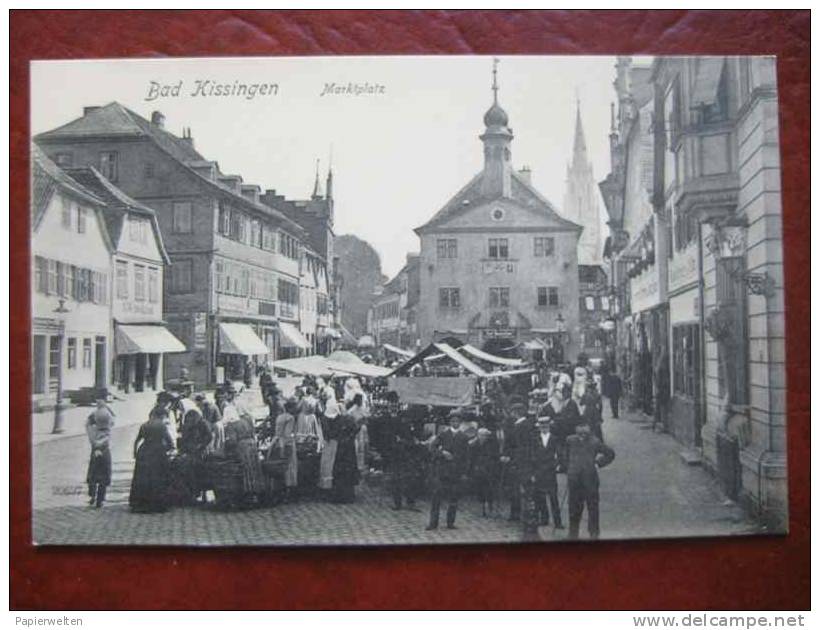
[
  {"left": 30, "top": 145, "right": 104, "bottom": 227},
  {"left": 416, "top": 169, "right": 581, "bottom": 233},
  {"left": 35, "top": 102, "right": 307, "bottom": 237},
  {"left": 64, "top": 167, "right": 170, "bottom": 264}
]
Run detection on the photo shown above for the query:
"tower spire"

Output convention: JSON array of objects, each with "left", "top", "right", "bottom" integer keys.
[
  {"left": 325, "top": 145, "right": 334, "bottom": 202},
  {"left": 571, "top": 98, "right": 589, "bottom": 171},
  {"left": 312, "top": 158, "right": 322, "bottom": 199},
  {"left": 492, "top": 57, "right": 500, "bottom": 104}
]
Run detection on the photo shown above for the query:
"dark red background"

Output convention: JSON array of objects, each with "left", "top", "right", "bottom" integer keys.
[{"left": 10, "top": 10, "right": 810, "bottom": 610}]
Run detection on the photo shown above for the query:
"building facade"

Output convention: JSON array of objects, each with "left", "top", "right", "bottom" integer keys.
[
  {"left": 416, "top": 69, "right": 581, "bottom": 359},
  {"left": 601, "top": 56, "right": 786, "bottom": 528},
  {"left": 65, "top": 166, "right": 184, "bottom": 394},
  {"left": 35, "top": 103, "right": 337, "bottom": 386},
  {"left": 31, "top": 147, "right": 114, "bottom": 408},
  {"left": 369, "top": 253, "right": 421, "bottom": 352}
]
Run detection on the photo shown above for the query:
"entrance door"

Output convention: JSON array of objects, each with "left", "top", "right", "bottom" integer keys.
[
  {"left": 134, "top": 354, "right": 146, "bottom": 392},
  {"left": 48, "top": 335, "right": 61, "bottom": 393},
  {"left": 32, "top": 335, "right": 46, "bottom": 395},
  {"left": 94, "top": 336, "right": 106, "bottom": 389}
]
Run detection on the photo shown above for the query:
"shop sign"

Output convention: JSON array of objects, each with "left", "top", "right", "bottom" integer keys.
[
  {"left": 193, "top": 312, "right": 207, "bottom": 349},
  {"left": 631, "top": 268, "right": 662, "bottom": 313},
  {"left": 669, "top": 244, "right": 698, "bottom": 291}
]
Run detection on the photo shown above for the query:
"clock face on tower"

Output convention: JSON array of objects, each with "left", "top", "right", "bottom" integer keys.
[{"left": 491, "top": 207, "right": 505, "bottom": 222}]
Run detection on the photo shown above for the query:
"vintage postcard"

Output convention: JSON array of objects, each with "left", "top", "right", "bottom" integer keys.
[{"left": 30, "top": 55, "right": 787, "bottom": 546}]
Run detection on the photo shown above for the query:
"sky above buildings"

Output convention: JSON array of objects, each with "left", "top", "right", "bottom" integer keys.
[{"left": 31, "top": 55, "right": 625, "bottom": 277}]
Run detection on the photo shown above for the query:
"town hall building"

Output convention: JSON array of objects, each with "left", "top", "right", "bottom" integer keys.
[{"left": 415, "top": 64, "right": 582, "bottom": 359}]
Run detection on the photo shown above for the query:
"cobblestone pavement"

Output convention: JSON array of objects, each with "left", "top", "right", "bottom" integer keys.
[{"left": 32, "top": 398, "right": 764, "bottom": 546}]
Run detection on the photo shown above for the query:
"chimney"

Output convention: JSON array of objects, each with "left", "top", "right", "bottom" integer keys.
[
  {"left": 518, "top": 165, "right": 532, "bottom": 186},
  {"left": 83, "top": 106, "right": 101, "bottom": 116},
  {"left": 151, "top": 110, "right": 165, "bottom": 129},
  {"left": 181, "top": 127, "right": 194, "bottom": 147},
  {"left": 240, "top": 184, "right": 261, "bottom": 204}
]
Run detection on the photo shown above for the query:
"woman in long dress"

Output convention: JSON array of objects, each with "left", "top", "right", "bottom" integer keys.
[
  {"left": 129, "top": 407, "right": 174, "bottom": 513},
  {"left": 224, "top": 410, "right": 264, "bottom": 503},
  {"left": 333, "top": 398, "right": 363, "bottom": 503},
  {"left": 272, "top": 398, "right": 299, "bottom": 500},
  {"left": 318, "top": 396, "right": 341, "bottom": 495}
]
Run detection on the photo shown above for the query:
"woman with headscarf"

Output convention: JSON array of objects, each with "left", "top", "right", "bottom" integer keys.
[
  {"left": 129, "top": 406, "right": 174, "bottom": 513},
  {"left": 318, "top": 394, "right": 341, "bottom": 496},
  {"left": 348, "top": 391, "right": 370, "bottom": 474},
  {"left": 333, "top": 396, "right": 363, "bottom": 503},
  {"left": 85, "top": 400, "right": 115, "bottom": 508},
  {"left": 295, "top": 390, "right": 324, "bottom": 493},
  {"left": 272, "top": 397, "right": 299, "bottom": 499},
  {"left": 224, "top": 406, "right": 264, "bottom": 504}
]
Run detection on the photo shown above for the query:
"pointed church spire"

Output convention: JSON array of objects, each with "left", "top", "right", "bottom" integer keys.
[
  {"left": 312, "top": 158, "right": 323, "bottom": 199},
  {"left": 325, "top": 146, "right": 334, "bottom": 201},
  {"left": 571, "top": 98, "right": 590, "bottom": 171}
]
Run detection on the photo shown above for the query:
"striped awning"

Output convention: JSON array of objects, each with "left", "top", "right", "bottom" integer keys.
[
  {"left": 116, "top": 324, "right": 186, "bottom": 355},
  {"left": 278, "top": 322, "right": 310, "bottom": 350},
  {"left": 219, "top": 323, "right": 268, "bottom": 356}
]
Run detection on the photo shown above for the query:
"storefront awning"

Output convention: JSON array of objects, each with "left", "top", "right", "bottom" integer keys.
[
  {"left": 219, "top": 323, "right": 268, "bottom": 356},
  {"left": 116, "top": 324, "right": 186, "bottom": 355},
  {"left": 278, "top": 322, "right": 310, "bottom": 350}
]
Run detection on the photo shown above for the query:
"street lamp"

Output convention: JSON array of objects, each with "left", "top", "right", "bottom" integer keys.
[{"left": 51, "top": 298, "right": 70, "bottom": 434}]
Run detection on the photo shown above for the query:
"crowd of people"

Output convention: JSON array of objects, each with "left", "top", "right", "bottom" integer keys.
[{"left": 83, "top": 355, "right": 622, "bottom": 541}]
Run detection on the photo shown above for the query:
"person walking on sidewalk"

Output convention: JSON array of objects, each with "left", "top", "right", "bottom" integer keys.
[
  {"left": 85, "top": 399, "right": 114, "bottom": 508},
  {"left": 566, "top": 420, "right": 615, "bottom": 540},
  {"left": 601, "top": 365, "right": 622, "bottom": 420}
]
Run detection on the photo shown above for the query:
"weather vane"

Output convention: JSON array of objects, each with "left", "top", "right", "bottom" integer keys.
[{"left": 492, "top": 57, "right": 500, "bottom": 103}]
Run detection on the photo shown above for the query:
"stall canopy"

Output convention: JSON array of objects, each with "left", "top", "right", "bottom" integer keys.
[
  {"left": 272, "top": 355, "right": 346, "bottom": 377},
  {"left": 116, "top": 324, "right": 186, "bottom": 354},
  {"left": 391, "top": 342, "right": 488, "bottom": 377},
  {"left": 388, "top": 376, "right": 475, "bottom": 407},
  {"left": 272, "top": 353, "right": 393, "bottom": 378},
  {"left": 357, "top": 334, "right": 375, "bottom": 348},
  {"left": 458, "top": 343, "right": 524, "bottom": 367},
  {"left": 219, "top": 323, "right": 268, "bottom": 356},
  {"left": 383, "top": 343, "right": 415, "bottom": 359},
  {"left": 278, "top": 322, "right": 310, "bottom": 350}
]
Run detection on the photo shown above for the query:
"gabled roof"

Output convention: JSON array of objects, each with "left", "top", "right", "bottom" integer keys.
[
  {"left": 30, "top": 145, "right": 115, "bottom": 253},
  {"left": 64, "top": 166, "right": 171, "bottom": 264},
  {"left": 35, "top": 102, "right": 204, "bottom": 164},
  {"left": 35, "top": 102, "right": 306, "bottom": 238},
  {"left": 415, "top": 168, "right": 582, "bottom": 234},
  {"left": 31, "top": 144, "right": 105, "bottom": 228}
]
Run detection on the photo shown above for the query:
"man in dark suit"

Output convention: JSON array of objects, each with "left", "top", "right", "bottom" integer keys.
[
  {"left": 529, "top": 416, "right": 564, "bottom": 529},
  {"left": 566, "top": 421, "right": 616, "bottom": 540},
  {"left": 426, "top": 408, "right": 470, "bottom": 530}
]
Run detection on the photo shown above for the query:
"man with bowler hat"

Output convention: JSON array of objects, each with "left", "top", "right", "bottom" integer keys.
[{"left": 426, "top": 408, "right": 470, "bottom": 530}]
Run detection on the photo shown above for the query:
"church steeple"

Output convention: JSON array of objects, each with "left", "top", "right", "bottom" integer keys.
[
  {"left": 480, "top": 57, "right": 514, "bottom": 199},
  {"left": 311, "top": 158, "right": 323, "bottom": 199},
  {"left": 571, "top": 98, "right": 591, "bottom": 172},
  {"left": 563, "top": 100, "right": 602, "bottom": 265}
]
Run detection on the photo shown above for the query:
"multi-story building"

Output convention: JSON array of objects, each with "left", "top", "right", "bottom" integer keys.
[
  {"left": 564, "top": 102, "right": 611, "bottom": 359},
  {"left": 578, "top": 264, "right": 611, "bottom": 359},
  {"left": 415, "top": 67, "right": 581, "bottom": 359},
  {"left": 369, "top": 253, "right": 421, "bottom": 352},
  {"left": 65, "top": 166, "right": 183, "bottom": 394},
  {"left": 600, "top": 58, "right": 666, "bottom": 416},
  {"left": 31, "top": 147, "right": 114, "bottom": 408},
  {"left": 35, "top": 103, "right": 336, "bottom": 386},
  {"left": 601, "top": 56, "right": 786, "bottom": 528}
]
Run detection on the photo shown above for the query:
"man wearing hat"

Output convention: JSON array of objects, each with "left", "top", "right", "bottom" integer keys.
[
  {"left": 426, "top": 408, "right": 470, "bottom": 530},
  {"left": 520, "top": 416, "right": 564, "bottom": 531},
  {"left": 500, "top": 401, "right": 529, "bottom": 522},
  {"left": 565, "top": 420, "right": 615, "bottom": 540}
]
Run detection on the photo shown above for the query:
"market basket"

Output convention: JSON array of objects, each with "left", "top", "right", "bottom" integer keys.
[{"left": 209, "top": 459, "right": 244, "bottom": 510}]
